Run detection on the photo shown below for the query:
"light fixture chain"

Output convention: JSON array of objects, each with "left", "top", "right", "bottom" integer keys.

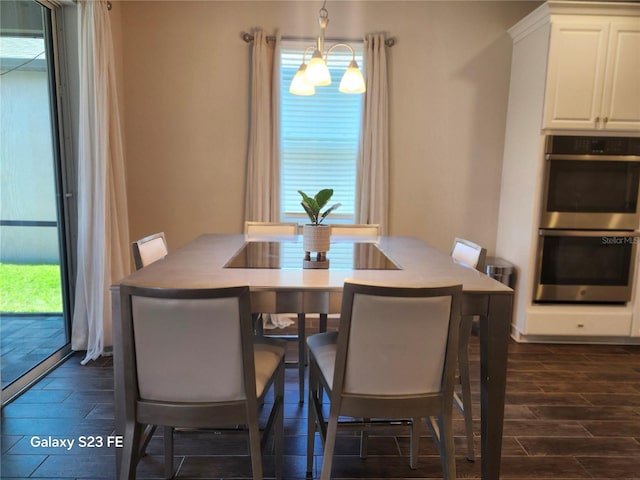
[{"left": 289, "top": 0, "right": 366, "bottom": 96}]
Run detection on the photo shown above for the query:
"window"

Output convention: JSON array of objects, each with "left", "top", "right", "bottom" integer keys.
[{"left": 279, "top": 40, "right": 364, "bottom": 224}]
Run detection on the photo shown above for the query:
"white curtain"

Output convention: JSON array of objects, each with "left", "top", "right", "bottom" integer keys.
[
  {"left": 244, "top": 32, "right": 292, "bottom": 329},
  {"left": 244, "top": 31, "right": 281, "bottom": 222},
  {"left": 72, "top": 0, "right": 130, "bottom": 364},
  {"left": 356, "top": 34, "right": 390, "bottom": 234}
]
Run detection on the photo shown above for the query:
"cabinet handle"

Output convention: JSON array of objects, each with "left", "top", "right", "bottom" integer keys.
[
  {"left": 595, "top": 116, "right": 600, "bottom": 126},
  {"left": 603, "top": 117, "right": 609, "bottom": 124}
]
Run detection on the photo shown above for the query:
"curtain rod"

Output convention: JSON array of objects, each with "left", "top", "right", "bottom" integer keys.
[
  {"left": 242, "top": 32, "right": 395, "bottom": 47},
  {"left": 71, "top": 1, "right": 112, "bottom": 10}
]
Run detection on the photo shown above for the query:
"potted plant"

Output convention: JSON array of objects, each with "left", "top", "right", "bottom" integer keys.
[{"left": 298, "top": 189, "right": 341, "bottom": 266}]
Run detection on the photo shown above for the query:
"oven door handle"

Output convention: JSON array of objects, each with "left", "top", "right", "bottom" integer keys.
[
  {"left": 545, "top": 154, "right": 640, "bottom": 162},
  {"left": 539, "top": 229, "right": 640, "bottom": 237}
]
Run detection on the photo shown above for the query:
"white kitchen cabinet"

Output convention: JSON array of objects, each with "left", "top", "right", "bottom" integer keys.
[
  {"left": 543, "top": 16, "right": 640, "bottom": 131},
  {"left": 525, "top": 305, "right": 633, "bottom": 338},
  {"left": 601, "top": 22, "right": 640, "bottom": 131},
  {"left": 496, "top": 1, "right": 640, "bottom": 344}
]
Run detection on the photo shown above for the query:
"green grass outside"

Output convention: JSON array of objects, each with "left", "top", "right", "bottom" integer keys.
[{"left": 0, "top": 263, "right": 63, "bottom": 313}]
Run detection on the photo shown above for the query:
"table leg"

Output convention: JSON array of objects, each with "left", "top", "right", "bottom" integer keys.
[
  {"left": 479, "top": 293, "right": 512, "bottom": 480},
  {"left": 319, "top": 313, "right": 327, "bottom": 333},
  {"left": 254, "top": 313, "right": 264, "bottom": 336}
]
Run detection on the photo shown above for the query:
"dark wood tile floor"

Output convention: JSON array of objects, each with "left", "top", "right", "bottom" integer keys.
[{"left": 2, "top": 336, "right": 640, "bottom": 479}]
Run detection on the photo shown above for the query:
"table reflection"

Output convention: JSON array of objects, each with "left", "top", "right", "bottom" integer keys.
[{"left": 224, "top": 240, "right": 401, "bottom": 270}]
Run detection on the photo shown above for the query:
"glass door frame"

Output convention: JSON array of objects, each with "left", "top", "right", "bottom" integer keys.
[{"left": 1, "top": 0, "right": 76, "bottom": 405}]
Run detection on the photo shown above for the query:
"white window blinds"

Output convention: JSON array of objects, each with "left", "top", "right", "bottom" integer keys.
[{"left": 279, "top": 39, "right": 364, "bottom": 224}]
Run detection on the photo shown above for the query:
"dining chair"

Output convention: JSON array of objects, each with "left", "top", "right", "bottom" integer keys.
[
  {"left": 306, "top": 280, "right": 462, "bottom": 480},
  {"left": 130, "top": 232, "right": 173, "bottom": 468},
  {"left": 244, "top": 221, "right": 311, "bottom": 402},
  {"left": 244, "top": 220, "right": 299, "bottom": 331},
  {"left": 131, "top": 232, "right": 168, "bottom": 270},
  {"left": 318, "top": 223, "right": 381, "bottom": 327},
  {"left": 450, "top": 237, "right": 487, "bottom": 462},
  {"left": 116, "top": 284, "right": 285, "bottom": 480},
  {"left": 451, "top": 237, "right": 486, "bottom": 271},
  {"left": 329, "top": 223, "right": 380, "bottom": 237},
  {"left": 244, "top": 221, "right": 299, "bottom": 236}
]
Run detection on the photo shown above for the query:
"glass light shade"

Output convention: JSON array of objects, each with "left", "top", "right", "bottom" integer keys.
[
  {"left": 305, "top": 50, "right": 331, "bottom": 86},
  {"left": 339, "top": 60, "right": 366, "bottom": 94},
  {"left": 289, "top": 64, "right": 315, "bottom": 96}
]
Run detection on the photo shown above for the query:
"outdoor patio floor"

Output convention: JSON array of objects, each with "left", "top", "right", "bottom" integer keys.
[{"left": 0, "top": 314, "right": 67, "bottom": 389}]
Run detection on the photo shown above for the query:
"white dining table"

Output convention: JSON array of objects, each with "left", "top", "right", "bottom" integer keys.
[{"left": 111, "top": 233, "right": 513, "bottom": 479}]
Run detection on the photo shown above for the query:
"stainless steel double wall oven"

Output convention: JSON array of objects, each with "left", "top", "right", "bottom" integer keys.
[{"left": 534, "top": 135, "right": 640, "bottom": 304}]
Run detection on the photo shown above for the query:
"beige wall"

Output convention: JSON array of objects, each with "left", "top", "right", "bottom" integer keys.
[{"left": 115, "top": 0, "right": 541, "bottom": 254}]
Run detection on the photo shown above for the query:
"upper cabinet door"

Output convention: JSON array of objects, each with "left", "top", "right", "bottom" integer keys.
[
  {"left": 601, "top": 22, "right": 640, "bottom": 131},
  {"left": 543, "top": 21, "right": 609, "bottom": 130},
  {"left": 543, "top": 17, "right": 640, "bottom": 132}
]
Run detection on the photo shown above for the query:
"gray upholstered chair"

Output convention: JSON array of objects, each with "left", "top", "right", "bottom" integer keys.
[
  {"left": 116, "top": 285, "right": 285, "bottom": 480},
  {"left": 450, "top": 237, "right": 487, "bottom": 461},
  {"left": 329, "top": 223, "right": 380, "bottom": 237},
  {"left": 451, "top": 237, "right": 486, "bottom": 271},
  {"left": 317, "top": 222, "right": 381, "bottom": 328},
  {"left": 306, "top": 280, "right": 462, "bottom": 480},
  {"left": 131, "top": 232, "right": 168, "bottom": 270},
  {"left": 244, "top": 221, "right": 298, "bottom": 237},
  {"left": 130, "top": 232, "right": 173, "bottom": 469},
  {"left": 244, "top": 221, "right": 311, "bottom": 402}
]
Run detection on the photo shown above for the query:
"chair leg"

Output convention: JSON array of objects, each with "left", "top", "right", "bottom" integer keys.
[
  {"left": 359, "top": 418, "right": 370, "bottom": 460},
  {"left": 320, "top": 410, "right": 340, "bottom": 480},
  {"left": 428, "top": 414, "right": 457, "bottom": 480},
  {"left": 274, "top": 361, "right": 285, "bottom": 480},
  {"left": 120, "top": 421, "right": 142, "bottom": 480},
  {"left": 409, "top": 417, "right": 420, "bottom": 469},
  {"left": 438, "top": 413, "right": 457, "bottom": 480},
  {"left": 458, "top": 315, "right": 475, "bottom": 461},
  {"left": 318, "top": 313, "right": 327, "bottom": 403},
  {"left": 138, "top": 424, "right": 156, "bottom": 457},
  {"left": 163, "top": 426, "right": 174, "bottom": 479},
  {"left": 359, "top": 428, "right": 369, "bottom": 459},
  {"left": 306, "top": 358, "right": 319, "bottom": 477},
  {"left": 247, "top": 409, "right": 264, "bottom": 480},
  {"left": 298, "top": 313, "right": 306, "bottom": 403}
]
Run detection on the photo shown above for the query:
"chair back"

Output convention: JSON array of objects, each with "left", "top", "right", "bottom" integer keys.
[
  {"left": 119, "top": 285, "right": 256, "bottom": 404},
  {"left": 450, "top": 237, "right": 486, "bottom": 271},
  {"left": 131, "top": 232, "right": 168, "bottom": 270},
  {"left": 334, "top": 281, "right": 462, "bottom": 398},
  {"left": 244, "top": 221, "right": 298, "bottom": 236},
  {"left": 330, "top": 224, "right": 380, "bottom": 237}
]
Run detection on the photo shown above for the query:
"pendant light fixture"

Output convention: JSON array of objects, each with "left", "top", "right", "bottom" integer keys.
[{"left": 289, "top": 1, "right": 366, "bottom": 96}]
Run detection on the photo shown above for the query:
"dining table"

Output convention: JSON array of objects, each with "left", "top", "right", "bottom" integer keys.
[{"left": 111, "top": 233, "right": 513, "bottom": 479}]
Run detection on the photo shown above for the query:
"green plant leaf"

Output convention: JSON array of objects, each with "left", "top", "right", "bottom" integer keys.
[
  {"left": 319, "top": 203, "right": 341, "bottom": 223},
  {"left": 299, "top": 189, "right": 338, "bottom": 224},
  {"left": 314, "top": 189, "right": 334, "bottom": 210},
  {"left": 298, "top": 190, "right": 313, "bottom": 205},
  {"left": 299, "top": 190, "right": 320, "bottom": 212},
  {"left": 300, "top": 200, "right": 317, "bottom": 223}
]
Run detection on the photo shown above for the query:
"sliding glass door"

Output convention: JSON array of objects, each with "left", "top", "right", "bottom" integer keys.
[{"left": 1, "top": 0, "right": 73, "bottom": 403}]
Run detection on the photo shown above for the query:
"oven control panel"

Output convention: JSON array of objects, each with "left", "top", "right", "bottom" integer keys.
[{"left": 546, "top": 135, "right": 640, "bottom": 155}]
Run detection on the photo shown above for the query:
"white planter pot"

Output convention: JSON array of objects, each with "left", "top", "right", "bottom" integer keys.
[{"left": 302, "top": 224, "right": 331, "bottom": 254}]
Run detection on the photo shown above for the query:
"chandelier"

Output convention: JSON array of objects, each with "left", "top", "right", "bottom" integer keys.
[{"left": 289, "top": 1, "right": 366, "bottom": 96}]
